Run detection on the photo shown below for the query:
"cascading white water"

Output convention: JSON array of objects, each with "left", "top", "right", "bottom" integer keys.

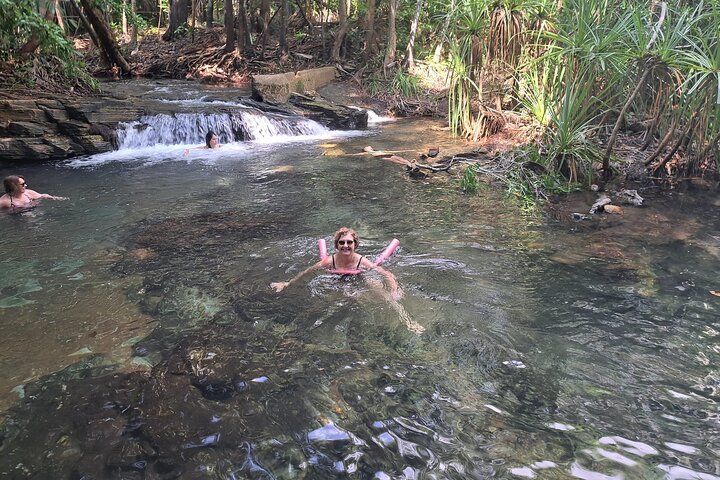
[{"left": 117, "top": 109, "right": 329, "bottom": 149}]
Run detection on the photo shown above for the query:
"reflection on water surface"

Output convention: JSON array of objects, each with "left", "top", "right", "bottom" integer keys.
[{"left": 0, "top": 112, "right": 718, "bottom": 479}]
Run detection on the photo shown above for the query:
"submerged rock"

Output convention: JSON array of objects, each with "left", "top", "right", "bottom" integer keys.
[{"left": 614, "top": 189, "right": 644, "bottom": 206}]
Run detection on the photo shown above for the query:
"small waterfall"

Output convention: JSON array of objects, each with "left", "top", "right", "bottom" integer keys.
[{"left": 117, "top": 109, "right": 329, "bottom": 149}]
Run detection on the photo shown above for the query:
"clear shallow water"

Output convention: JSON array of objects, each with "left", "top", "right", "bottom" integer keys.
[{"left": 1, "top": 94, "right": 719, "bottom": 479}]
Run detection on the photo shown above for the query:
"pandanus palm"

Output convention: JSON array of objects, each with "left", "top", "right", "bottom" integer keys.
[
  {"left": 601, "top": 2, "right": 694, "bottom": 175},
  {"left": 447, "top": 0, "right": 541, "bottom": 140},
  {"left": 671, "top": 5, "right": 720, "bottom": 175}
]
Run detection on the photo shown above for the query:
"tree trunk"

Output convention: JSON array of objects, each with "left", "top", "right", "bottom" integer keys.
[
  {"left": 191, "top": 0, "right": 196, "bottom": 42},
  {"left": 320, "top": 0, "right": 327, "bottom": 58},
  {"left": 383, "top": 0, "right": 397, "bottom": 76},
  {"left": 654, "top": 112, "right": 697, "bottom": 176},
  {"left": 67, "top": 0, "right": 105, "bottom": 59},
  {"left": 236, "top": 0, "right": 252, "bottom": 54},
  {"left": 224, "top": 0, "right": 235, "bottom": 52},
  {"left": 331, "top": 0, "right": 348, "bottom": 61},
  {"left": 433, "top": 0, "right": 455, "bottom": 62},
  {"left": 207, "top": 0, "right": 214, "bottom": 27},
  {"left": 130, "top": 0, "right": 138, "bottom": 49},
  {"left": 78, "top": 0, "right": 132, "bottom": 74},
  {"left": 163, "top": 0, "right": 190, "bottom": 40},
  {"left": 258, "top": 0, "right": 270, "bottom": 57},
  {"left": 402, "top": 0, "right": 423, "bottom": 69},
  {"left": 602, "top": 63, "right": 652, "bottom": 174},
  {"left": 279, "top": 0, "right": 289, "bottom": 56},
  {"left": 364, "top": 0, "right": 375, "bottom": 61},
  {"left": 54, "top": 0, "right": 66, "bottom": 32},
  {"left": 122, "top": 0, "right": 129, "bottom": 41},
  {"left": 644, "top": 119, "right": 676, "bottom": 166}
]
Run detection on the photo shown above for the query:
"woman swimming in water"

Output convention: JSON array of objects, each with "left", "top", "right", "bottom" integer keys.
[
  {"left": 183, "top": 131, "right": 222, "bottom": 155},
  {"left": 0, "top": 175, "right": 67, "bottom": 211},
  {"left": 270, "top": 227, "right": 402, "bottom": 300}
]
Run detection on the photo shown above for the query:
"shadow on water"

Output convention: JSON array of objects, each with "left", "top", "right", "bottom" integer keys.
[{"left": 1, "top": 91, "right": 719, "bottom": 478}]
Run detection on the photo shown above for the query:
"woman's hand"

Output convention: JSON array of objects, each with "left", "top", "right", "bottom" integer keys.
[
  {"left": 391, "top": 287, "right": 404, "bottom": 301},
  {"left": 270, "top": 281, "right": 290, "bottom": 292},
  {"left": 52, "top": 196, "right": 68, "bottom": 201}
]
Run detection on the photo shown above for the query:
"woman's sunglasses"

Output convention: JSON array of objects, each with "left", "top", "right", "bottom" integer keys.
[{"left": 338, "top": 240, "right": 354, "bottom": 245}]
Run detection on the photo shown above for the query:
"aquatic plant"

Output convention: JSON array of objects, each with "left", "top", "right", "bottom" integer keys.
[{"left": 460, "top": 165, "right": 480, "bottom": 193}]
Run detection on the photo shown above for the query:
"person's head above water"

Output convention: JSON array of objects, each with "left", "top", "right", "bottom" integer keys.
[
  {"left": 0, "top": 175, "right": 67, "bottom": 210},
  {"left": 205, "top": 131, "right": 219, "bottom": 149},
  {"left": 3, "top": 175, "right": 26, "bottom": 197},
  {"left": 333, "top": 227, "right": 359, "bottom": 250}
]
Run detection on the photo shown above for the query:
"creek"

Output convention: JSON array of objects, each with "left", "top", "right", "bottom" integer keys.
[{"left": 0, "top": 81, "right": 718, "bottom": 479}]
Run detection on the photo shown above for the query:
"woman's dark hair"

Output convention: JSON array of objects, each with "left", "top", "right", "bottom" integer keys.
[
  {"left": 3, "top": 175, "right": 23, "bottom": 196},
  {"left": 205, "top": 131, "right": 216, "bottom": 148}
]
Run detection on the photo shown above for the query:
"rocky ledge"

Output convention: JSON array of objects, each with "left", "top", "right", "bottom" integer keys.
[{"left": 0, "top": 95, "right": 144, "bottom": 162}]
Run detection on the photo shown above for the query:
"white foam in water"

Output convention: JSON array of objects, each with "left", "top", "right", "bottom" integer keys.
[
  {"left": 366, "top": 109, "right": 395, "bottom": 123},
  {"left": 117, "top": 110, "right": 330, "bottom": 149},
  {"left": 348, "top": 105, "right": 395, "bottom": 124},
  {"left": 663, "top": 442, "right": 699, "bottom": 454},
  {"left": 659, "top": 464, "right": 720, "bottom": 480},
  {"left": 66, "top": 108, "right": 368, "bottom": 167}
]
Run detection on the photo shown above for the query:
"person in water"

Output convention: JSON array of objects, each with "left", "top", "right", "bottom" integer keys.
[
  {"left": 270, "top": 227, "right": 403, "bottom": 300},
  {"left": 0, "top": 175, "right": 67, "bottom": 211},
  {"left": 183, "top": 130, "right": 221, "bottom": 155},
  {"left": 203, "top": 131, "right": 221, "bottom": 149}
]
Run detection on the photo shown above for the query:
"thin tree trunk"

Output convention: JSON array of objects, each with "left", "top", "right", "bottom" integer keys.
[
  {"left": 364, "top": 0, "right": 375, "bottom": 61},
  {"left": 602, "top": 63, "right": 653, "bottom": 174},
  {"left": 122, "top": 0, "right": 129, "bottom": 41},
  {"left": 433, "top": 0, "right": 455, "bottom": 62},
  {"left": 403, "top": 0, "right": 423, "bottom": 69},
  {"left": 191, "top": 0, "right": 196, "bottom": 43},
  {"left": 78, "top": 0, "right": 132, "bottom": 74},
  {"left": 279, "top": 0, "right": 289, "bottom": 56},
  {"left": 163, "top": 0, "right": 190, "bottom": 40},
  {"left": 383, "top": 0, "right": 397, "bottom": 77},
  {"left": 331, "top": 0, "right": 348, "bottom": 61},
  {"left": 320, "top": 0, "right": 327, "bottom": 58},
  {"left": 654, "top": 113, "right": 696, "bottom": 175},
  {"left": 697, "top": 129, "right": 720, "bottom": 161},
  {"left": 644, "top": 119, "right": 676, "bottom": 166},
  {"left": 67, "top": 0, "right": 107, "bottom": 62},
  {"left": 130, "top": 0, "right": 138, "bottom": 49},
  {"left": 294, "top": 0, "right": 312, "bottom": 28},
  {"left": 206, "top": 0, "right": 214, "bottom": 27},
  {"left": 236, "top": 0, "right": 252, "bottom": 54},
  {"left": 258, "top": 0, "right": 270, "bottom": 57},
  {"left": 224, "top": 0, "right": 235, "bottom": 52},
  {"left": 55, "top": 0, "right": 66, "bottom": 32}
]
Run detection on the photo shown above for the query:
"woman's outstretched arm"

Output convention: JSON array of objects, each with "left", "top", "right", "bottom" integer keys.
[{"left": 270, "top": 257, "right": 330, "bottom": 292}]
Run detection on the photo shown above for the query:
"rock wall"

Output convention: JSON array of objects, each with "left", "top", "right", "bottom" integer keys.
[
  {"left": 0, "top": 96, "right": 142, "bottom": 162},
  {"left": 252, "top": 67, "right": 337, "bottom": 103}
]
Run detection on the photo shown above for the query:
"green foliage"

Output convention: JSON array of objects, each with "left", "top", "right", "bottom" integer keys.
[
  {"left": 515, "top": 60, "right": 556, "bottom": 126},
  {"left": 460, "top": 166, "right": 479, "bottom": 193},
  {"left": 0, "top": 0, "right": 95, "bottom": 90},
  {"left": 542, "top": 67, "right": 602, "bottom": 183},
  {"left": 391, "top": 69, "right": 420, "bottom": 96},
  {"left": 173, "top": 23, "right": 193, "bottom": 39},
  {"left": 104, "top": 0, "right": 149, "bottom": 32},
  {"left": 367, "top": 75, "right": 384, "bottom": 96},
  {"left": 504, "top": 145, "right": 583, "bottom": 210}
]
